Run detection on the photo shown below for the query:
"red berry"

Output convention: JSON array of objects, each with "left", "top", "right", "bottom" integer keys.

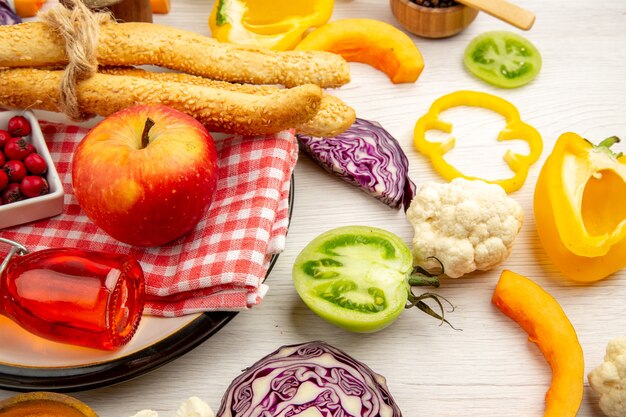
[
  {"left": 2, "top": 183, "right": 22, "bottom": 204},
  {"left": 0, "top": 130, "right": 10, "bottom": 150},
  {"left": 0, "top": 170, "right": 8, "bottom": 190},
  {"left": 0, "top": 151, "right": 4, "bottom": 167},
  {"left": 3, "top": 160, "right": 27, "bottom": 183},
  {"left": 7, "top": 115, "right": 31, "bottom": 137},
  {"left": 4, "top": 137, "right": 34, "bottom": 161},
  {"left": 24, "top": 153, "right": 48, "bottom": 175},
  {"left": 20, "top": 176, "right": 49, "bottom": 198}
]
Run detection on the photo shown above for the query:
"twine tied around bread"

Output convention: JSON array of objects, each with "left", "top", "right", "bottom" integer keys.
[{"left": 39, "top": 0, "right": 112, "bottom": 120}]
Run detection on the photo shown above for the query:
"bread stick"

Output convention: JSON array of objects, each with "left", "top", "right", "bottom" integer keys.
[
  {"left": 0, "top": 68, "right": 323, "bottom": 135},
  {"left": 99, "top": 67, "right": 356, "bottom": 137},
  {"left": 0, "top": 22, "right": 350, "bottom": 88}
]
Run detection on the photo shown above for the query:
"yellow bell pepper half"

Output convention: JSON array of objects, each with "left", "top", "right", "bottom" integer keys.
[
  {"left": 209, "top": 0, "right": 334, "bottom": 51},
  {"left": 534, "top": 133, "right": 626, "bottom": 282},
  {"left": 414, "top": 91, "right": 543, "bottom": 193}
]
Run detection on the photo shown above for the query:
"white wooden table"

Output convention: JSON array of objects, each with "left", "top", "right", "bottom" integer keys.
[{"left": 2, "top": 0, "right": 626, "bottom": 416}]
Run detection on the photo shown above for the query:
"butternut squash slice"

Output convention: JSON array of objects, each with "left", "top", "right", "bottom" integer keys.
[
  {"left": 492, "top": 270, "right": 584, "bottom": 417},
  {"left": 295, "top": 18, "right": 424, "bottom": 83},
  {"left": 150, "top": 0, "right": 170, "bottom": 14}
]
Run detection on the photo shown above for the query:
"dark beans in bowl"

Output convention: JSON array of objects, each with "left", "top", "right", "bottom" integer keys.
[{"left": 410, "top": 0, "right": 458, "bottom": 7}]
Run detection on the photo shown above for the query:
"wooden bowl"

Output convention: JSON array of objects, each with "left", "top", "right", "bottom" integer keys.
[
  {"left": 390, "top": 0, "right": 479, "bottom": 38},
  {"left": 0, "top": 392, "right": 99, "bottom": 417}
]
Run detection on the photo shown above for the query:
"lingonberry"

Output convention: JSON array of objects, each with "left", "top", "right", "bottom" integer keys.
[
  {"left": 20, "top": 175, "right": 49, "bottom": 198},
  {"left": 1, "top": 183, "right": 22, "bottom": 204},
  {"left": 4, "top": 137, "right": 34, "bottom": 161},
  {"left": 7, "top": 115, "right": 32, "bottom": 137},
  {"left": 4, "top": 160, "right": 27, "bottom": 183},
  {"left": 23, "top": 153, "right": 48, "bottom": 175}
]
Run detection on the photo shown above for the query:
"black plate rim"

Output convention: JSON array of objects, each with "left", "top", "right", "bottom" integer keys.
[{"left": 0, "top": 176, "right": 294, "bottom": 393}]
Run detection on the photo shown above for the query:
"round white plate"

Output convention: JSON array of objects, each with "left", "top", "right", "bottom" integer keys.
[{"left": 0, "top": 111, "right": 293, "bottom": 392}]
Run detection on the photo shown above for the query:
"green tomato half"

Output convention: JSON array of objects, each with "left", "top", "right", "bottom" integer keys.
[
  {"left": 464, "top": 31, "right": 542, "bottom": 89},
  {"left": 292, "top": 226, "right": 413, "bottom": 333}
]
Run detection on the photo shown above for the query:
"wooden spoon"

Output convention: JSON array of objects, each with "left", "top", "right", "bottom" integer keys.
[{"left": 455, "top": 0, "right": 536, "bottom": 30}]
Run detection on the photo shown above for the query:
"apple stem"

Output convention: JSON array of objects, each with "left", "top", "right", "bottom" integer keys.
[{"left": 141, "top": 118, "right": 155, "bottom": 149}]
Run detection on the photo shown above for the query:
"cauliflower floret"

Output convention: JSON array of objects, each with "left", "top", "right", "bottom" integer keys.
[
  {"left": 589, "top": 335, "right": 626, "bottom": 417},
  {"left": 174, "top": 397, "right": 215, "bottom": 417},
  {"left": 406, "top": 178, "right": 523, "bottom": 278},
  {"left": 130, "top": 397, "right": 215, "bottom": 417}
]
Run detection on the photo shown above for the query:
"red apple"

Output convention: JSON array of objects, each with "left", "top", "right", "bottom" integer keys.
[{"left": 72, "top": 105, "right": 219, "bottom": 247}]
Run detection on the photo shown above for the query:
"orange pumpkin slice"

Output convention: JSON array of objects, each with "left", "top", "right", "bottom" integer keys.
[
  {"left": 295, "top": 18, "right": 424, "bottom": 84},
  {"left": 492, "top": 270, "right": 584, "bottom": 417}
]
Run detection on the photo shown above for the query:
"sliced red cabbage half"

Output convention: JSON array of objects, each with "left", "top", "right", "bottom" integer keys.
[
  {"left": 217, "top": 341, "right": 403, "bottom": 417},
  {"left": 297, "top": 118, "right": 417, "bottom": 211},
  {"left": 0, "top": 0, "right": 21, "bottom": 25}
]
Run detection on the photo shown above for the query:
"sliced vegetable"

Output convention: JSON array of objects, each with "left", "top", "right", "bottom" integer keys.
[
  {"left": 12, "top": 0, "right": 45, "bottom": 18},
  {"left": 150, "top": 0, "right": 170, "bottom": 14},
  {"left": 414, "top": 90, "right": 542, "bottom": 193},
  {"left": 293, "top": 225, "right": 452, "bottom": 333},
  {"left": 209, "top": 0, "right": 334, "bottom": 50},
  {"left": 297, "top": 118, "right": 416, "bottom": 210},
  {"left": 295, "top": 18, "right": 424, "bottom": 83},
  {"left": 534, "top": 134, "right": 626, "bottom": 282},
  {"left": 464, "top": 31, "right": 542, "bottom": 88},
  {"left": 217, "top": 341, "right": 403, "bottom": 417},
  {"left": 0, "top": 0, "right": 21, "bottom": 25},
  {"left": 492, "top": 270, "right": 584, "bottom": 417}
]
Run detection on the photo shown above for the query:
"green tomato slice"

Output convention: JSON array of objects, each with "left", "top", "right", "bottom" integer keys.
[
  {"left": 464, "top": 31, "right": 542, "bottom": 88},
  {"left": 292, "top": 226, "right": 412, "bottom": 333}
]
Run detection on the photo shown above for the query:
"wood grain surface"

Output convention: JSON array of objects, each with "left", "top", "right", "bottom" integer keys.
[{"left": 2, "top": 0, "right": 626, "bottom": 416}]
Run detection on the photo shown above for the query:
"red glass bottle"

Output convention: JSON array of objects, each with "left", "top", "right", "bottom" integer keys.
[{"left": 0, "top": 238, "right": 145, "bottom": 350}]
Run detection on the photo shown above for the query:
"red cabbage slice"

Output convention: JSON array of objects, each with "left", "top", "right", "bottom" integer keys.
[
  {"left": 217, "top": 341, "right": 403, "bottom": 417},
  {"left": 297, "top": 118, "right": 416, "bottom": 211},
  {"left": 0, "top": 0, "right": 21, "bottom": 25}
]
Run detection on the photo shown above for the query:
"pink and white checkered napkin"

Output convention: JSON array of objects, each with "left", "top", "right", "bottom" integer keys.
[{"left": 1, "top": 121, "right": 298, "bottom": 317}]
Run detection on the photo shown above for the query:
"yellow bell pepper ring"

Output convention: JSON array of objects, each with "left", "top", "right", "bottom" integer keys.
[
  {"left": 534, "top": 133, "right": 626, "bottom": 282},
  {"left": 209, "top": 0, "right": 334, "bottom": 51},
  {"left": 414, "top": 91, "right": 543, "bottom": 193}
]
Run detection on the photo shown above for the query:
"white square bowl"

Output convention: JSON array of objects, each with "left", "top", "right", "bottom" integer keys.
[{"left": 0, "top": 111, "right": 64, "bottom": 229}]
